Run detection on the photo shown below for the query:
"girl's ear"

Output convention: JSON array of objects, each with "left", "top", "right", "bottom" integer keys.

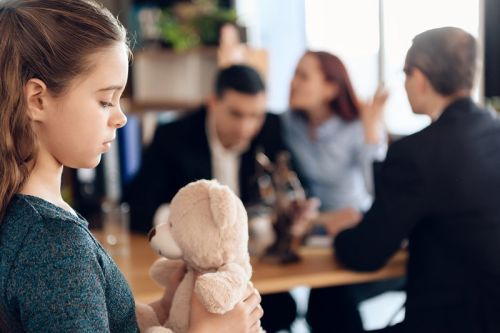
[{"left": 24, "top": 78, "right": 49, "bottom": 122}]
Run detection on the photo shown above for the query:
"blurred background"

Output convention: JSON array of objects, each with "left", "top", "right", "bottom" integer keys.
[
  {"left": 65, "top": 0, "right": 499, "bottom": 224},
  {"left": 68, "top": 1, "right": 500, "bottom": 332}
]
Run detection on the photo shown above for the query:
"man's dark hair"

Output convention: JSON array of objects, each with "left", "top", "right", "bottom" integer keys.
[
  {"left": 215, "top": 64, "right": 265, "bottom": 98},
  {"left": 405, "top": 26, "right": 477, "bottom": 96}
]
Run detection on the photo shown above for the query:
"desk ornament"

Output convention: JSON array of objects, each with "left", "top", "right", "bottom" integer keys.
[{"left": 251, "top": 150, "right": 308, "bottom": 264}]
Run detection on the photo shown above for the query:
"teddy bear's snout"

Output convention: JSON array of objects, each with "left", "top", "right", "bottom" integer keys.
[{"left": 148, "top": 228, "right": 156, "bottom": 242}]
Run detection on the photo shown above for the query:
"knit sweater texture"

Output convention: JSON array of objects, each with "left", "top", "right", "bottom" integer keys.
[{"left": 0, "top": 194, "right": 139, "bottom": 332}]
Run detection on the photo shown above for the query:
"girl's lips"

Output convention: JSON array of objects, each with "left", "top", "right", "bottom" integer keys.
[{"left": 102, "top": 139, "right": 114, "bottom": 150}]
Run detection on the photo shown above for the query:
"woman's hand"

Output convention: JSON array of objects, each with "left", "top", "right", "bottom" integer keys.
[
  {"left": 188, "top": 282, "right": 263, "bottom": 333},
  {"left": 291, "top": 197, "right": 321, "bottom": 237},
  {"left": 318, "top": 208, "right": 363, "bottom": 237},
  {"left": 360, "top": 85, "right": 389, "bottom": 144}
]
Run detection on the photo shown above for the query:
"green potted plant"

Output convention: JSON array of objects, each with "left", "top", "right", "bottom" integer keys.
[
  {"left": 132, "top": 1, "right": 239, "bottom": 109},
  {"left": 160, "top": 0, "right": 237, "bottom": 51}
]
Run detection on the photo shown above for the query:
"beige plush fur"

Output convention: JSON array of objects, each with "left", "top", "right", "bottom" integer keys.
[{"left": 136, "top": 180, "right": 262, "bottom": 333}]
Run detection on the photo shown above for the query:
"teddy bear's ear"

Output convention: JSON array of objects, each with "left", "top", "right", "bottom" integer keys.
[{"left": 208, "top": 182, "right": 237, "bottom": 229}]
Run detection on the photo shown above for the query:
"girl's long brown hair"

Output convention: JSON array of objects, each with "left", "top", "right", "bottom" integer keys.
[{"left": 0, "top": 0, "right": 128, "bottom": 222}]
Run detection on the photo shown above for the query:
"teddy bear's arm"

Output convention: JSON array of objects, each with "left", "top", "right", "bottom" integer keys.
[{"left": 194, "top": 262, "right": 249, "bottom": 314}]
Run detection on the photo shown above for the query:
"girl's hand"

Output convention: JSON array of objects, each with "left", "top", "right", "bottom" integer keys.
[
  {"left": 188, "top": 282, "right": 263, "bottom": 333},
  {"left": 360, "top": 85, "right": 389, "bottom": 144}
]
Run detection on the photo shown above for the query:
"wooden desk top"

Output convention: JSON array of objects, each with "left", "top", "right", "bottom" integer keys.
[{"left": 93, "top": 232, "right": 407, "bottom": 303}]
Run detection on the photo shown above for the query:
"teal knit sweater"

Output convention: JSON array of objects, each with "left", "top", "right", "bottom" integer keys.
[{"left": 0, "top": 195, "right": 139, "bottom": 332}]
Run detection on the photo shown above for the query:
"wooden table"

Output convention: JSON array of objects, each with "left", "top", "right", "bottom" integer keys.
[{"left": 93, "top": 232, "right": 407, "bottom": 303}]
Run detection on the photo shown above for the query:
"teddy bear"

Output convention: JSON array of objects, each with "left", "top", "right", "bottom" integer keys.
[{"left": 135, "top": 179, "right": 263, "bottom": 333}]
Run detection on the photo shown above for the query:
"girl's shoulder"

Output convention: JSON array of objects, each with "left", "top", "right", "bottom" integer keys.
[
  {"left": 1, "top": 195, "right": 99, "bottom": 271},
  {"left": 4, "top": 194, "right": 89, "bottom": 232},
  {"left": 0, "top": 197, "right": 137, "bottom": 333}
]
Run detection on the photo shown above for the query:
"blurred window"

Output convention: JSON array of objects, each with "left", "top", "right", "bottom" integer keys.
[{"left": 305, "top": 0, "right": 481, "bottom": 135}]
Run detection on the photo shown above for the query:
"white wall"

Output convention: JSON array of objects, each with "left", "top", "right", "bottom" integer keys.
[{"left": 236, "top": 0, "right": 307, "bottom": 112}]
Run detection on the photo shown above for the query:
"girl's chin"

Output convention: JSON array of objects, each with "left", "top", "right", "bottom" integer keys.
[
  {"left": 67, "top": 156, "right": 102, "bottom": 169},
  {"left": 88, "top": 156, "right": 102, "bottom": 168}
]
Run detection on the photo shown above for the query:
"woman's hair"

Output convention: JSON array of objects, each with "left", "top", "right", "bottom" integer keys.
[
  {"left": 306, "top": 51, "right": 360, "bottom": 121},
  {"left": 0, "top": 0, "right": 129, "bottom": 221}
]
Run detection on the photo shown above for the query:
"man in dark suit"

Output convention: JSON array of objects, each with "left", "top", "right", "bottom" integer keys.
[
  {"left": 124, "top": 65, "right": 287, "bottom": 233},
  {"left": 334, "top": 27, "right": 500, "bottom": 333}
]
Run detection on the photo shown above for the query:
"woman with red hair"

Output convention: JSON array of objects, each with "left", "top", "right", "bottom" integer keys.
[
  {"left": 260, "top": 51, "right": 404, "bottom": 333},
  {"left": 284, "top": 50, "right": 388, "bottom": 215}
]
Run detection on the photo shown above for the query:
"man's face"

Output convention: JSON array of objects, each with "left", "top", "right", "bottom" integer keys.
[
  {"left": 404, "top": 62, "right": 426, "bottom": 116},
  {"left": 210, "top": 89, "right": 267, "bottom": 150}
]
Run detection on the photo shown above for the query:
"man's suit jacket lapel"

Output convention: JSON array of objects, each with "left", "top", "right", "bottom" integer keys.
[{"left": 181, "top": 108, "right": 212, "bottom": 182}]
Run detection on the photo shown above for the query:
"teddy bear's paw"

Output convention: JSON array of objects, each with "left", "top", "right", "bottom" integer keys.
[
  {"left": 194, "top": 279, "right": 231, "bottom": 313},
  {"left": 194, "top": 261, "right": 250, "bottom": 314},
  {"left": 146, "top": 326, "right": 175, "bottom": 333},
  {"left": 135, "top": 303, "right": 161, "bottom": 333}
]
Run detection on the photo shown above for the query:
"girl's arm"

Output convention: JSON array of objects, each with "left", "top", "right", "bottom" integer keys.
[{"left": 11, "top": 225, "right": 116, "bottom": 332}]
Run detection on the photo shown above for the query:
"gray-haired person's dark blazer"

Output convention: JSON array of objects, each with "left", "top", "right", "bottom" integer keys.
[{"left": 336, "top": 97, "right": 500, "bottom": 333}]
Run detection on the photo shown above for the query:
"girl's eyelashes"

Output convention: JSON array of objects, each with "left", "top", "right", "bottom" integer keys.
[{"left": 100, "top": 101, "right": 115, "bottom": 108}]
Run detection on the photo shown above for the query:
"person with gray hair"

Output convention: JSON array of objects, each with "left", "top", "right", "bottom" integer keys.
[{"left": 334, "top": 27, "right": 500, "bottom": 333}]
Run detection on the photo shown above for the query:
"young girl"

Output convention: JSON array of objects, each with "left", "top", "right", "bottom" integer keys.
[{"left": 0, "top": 1, "right": 262, "bottom": 332}]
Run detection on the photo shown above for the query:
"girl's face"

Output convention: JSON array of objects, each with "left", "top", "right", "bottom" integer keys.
[
  {"left": 34, "top": 42, "right": 128, "bottom": 169},
  {"left": 289, "top": 53, "right": 337, "bottom": 114}
]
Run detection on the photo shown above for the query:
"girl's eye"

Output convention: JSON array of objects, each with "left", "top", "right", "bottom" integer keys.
[{"left": 100, "top": 101, "right": 115, "bottom": 108}]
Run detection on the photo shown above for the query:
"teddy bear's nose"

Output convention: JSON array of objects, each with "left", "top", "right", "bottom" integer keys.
[{"left": 148, "top": 228, "right": 156, "bottom": 242}]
